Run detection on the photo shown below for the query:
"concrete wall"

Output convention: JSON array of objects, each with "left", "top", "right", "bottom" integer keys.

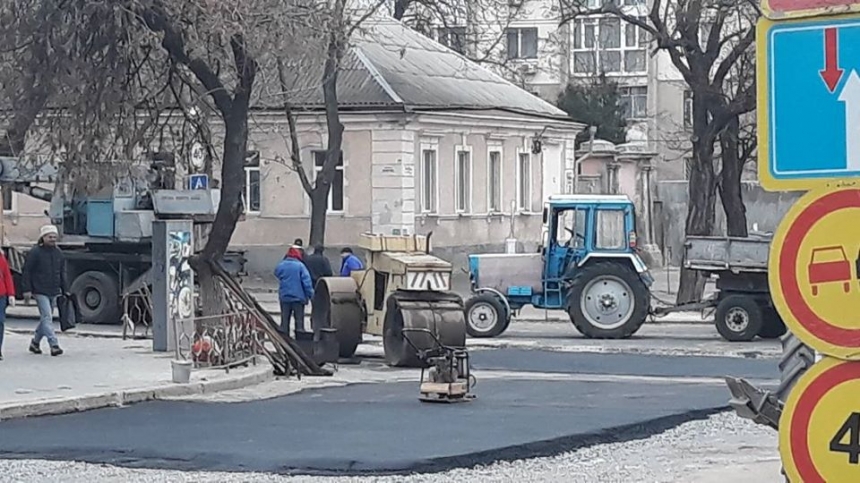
[{"left": 656, "top": 180, "right": 802, "bottom": 265}]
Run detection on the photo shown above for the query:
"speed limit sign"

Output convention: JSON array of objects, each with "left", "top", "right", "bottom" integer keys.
[{"left": 780, "top": 357, "right": 860, "bottom": 482}]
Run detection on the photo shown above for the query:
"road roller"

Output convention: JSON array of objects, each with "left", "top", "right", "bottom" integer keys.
[{"left": 311, "top": 233, "right": 467, "bottom": 368}]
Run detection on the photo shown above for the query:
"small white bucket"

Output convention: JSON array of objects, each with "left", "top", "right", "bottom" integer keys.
[{"left": 171, "top": 359, "right": 193, "bottom": 384}]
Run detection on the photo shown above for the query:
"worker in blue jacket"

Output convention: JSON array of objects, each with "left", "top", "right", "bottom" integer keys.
[
  {"left": 274, "top": 246, "right": 314, "bottom": 336},
  {"left": 340, "top": 247, "right": 364, "bottom": 277}
]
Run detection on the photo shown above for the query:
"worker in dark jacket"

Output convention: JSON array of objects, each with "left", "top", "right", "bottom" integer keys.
[
  {"left": 304, "top": 245, "right": 333, "bottom": 287},
  {"left": 274, "top": 246, "right": 314, "bottom": 336},
  {"left": 22, "top": 225, "right": 65, "bottom": 356}
]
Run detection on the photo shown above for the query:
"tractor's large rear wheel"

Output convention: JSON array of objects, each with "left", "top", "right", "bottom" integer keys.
[
  {"left": 312, "top": 277, "right": 364, "bottom": 358},
  {"left": 383, "top": 290, "right": 467, "bottom": 368},
  {"left": 567, "top": 262, "right": 649, "bottom": 339}
]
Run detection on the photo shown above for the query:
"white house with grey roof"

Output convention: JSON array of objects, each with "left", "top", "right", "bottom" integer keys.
[{"left": 5, "top": 16, "right": 584, "bottom": 279}]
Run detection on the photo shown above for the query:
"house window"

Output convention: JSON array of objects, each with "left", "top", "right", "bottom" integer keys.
[
  {"left": 2, "top": 187, "right": 13, "bottom": 213},
  {"left": 313, "top": 150, "right": 345, "bottom": 212},
  {"left": 684, "top": 90, "right": 694, "bottom": 128},
  {"left": 506, "top": 28, "right": 538, "bottom": 60},
  {"left": 620, "top": 86, "right": 648, "bottom": 120},
  {"left": 420, "top": 147, "right": 438, "bottom": 213},
  {"left": 488, "top": 150, "right": 503, "bottom": 212},
  {"left": 572, "top": 17, "right": 647, "bottom": 75},
  {"left": 517, "top": 152, "right": 531, "bottom": 211},
  {"left": 243, "top": 151, "right": 261, "bottom": 213},
  {"left": 438, "top": 27, "right": 466, "bottom": 55},
  {"left": 456, "top": 148, "right": 472, "bottom": 213}
]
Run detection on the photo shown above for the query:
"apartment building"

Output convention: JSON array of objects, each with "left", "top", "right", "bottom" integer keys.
[{"left": 405, "top": 0, "right": 692, "bottom": 181}]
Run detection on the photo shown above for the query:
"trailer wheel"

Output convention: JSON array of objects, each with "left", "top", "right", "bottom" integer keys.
[
  {"left": 567, "top": 261, "right": 649, "bottom": 339},
  {"left": 715, "top": 295, "right": 763, "bottom": 342},
  {"left": 465, "top": 293, "right": 509, "bottom": 338},
  {"left": 70, "top": 271, "right": 120, "bottom": 325},
  {"left": 758, "top": 307, "right": 788, "bottom": 339}
]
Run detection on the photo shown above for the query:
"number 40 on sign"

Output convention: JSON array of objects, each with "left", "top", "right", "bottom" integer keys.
[{"left": 780, "top": 358, "right": 860, "bottom": 482}]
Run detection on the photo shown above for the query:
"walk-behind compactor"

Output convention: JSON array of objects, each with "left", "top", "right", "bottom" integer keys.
[{"left": 311, "top": 233, "right": 468, "bottom": 368}]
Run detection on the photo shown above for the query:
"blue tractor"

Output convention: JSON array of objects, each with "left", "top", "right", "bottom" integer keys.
[{"left": 465, "top": 194, "right": 654, "bottom": 339}]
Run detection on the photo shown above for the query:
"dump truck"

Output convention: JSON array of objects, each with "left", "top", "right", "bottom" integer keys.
[{"left": 311, "top": 233, "right": 467, "bottom": 368}]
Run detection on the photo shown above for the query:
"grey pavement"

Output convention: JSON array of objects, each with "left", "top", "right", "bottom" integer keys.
[{"left": 0, "top": 331, "right": 272, "bottom": 421}]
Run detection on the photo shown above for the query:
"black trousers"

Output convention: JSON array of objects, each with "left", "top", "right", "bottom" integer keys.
[{"left": 280, "top": 301, "right": 306, "bottom": 335}]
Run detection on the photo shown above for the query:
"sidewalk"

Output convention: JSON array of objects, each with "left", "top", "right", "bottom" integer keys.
[{"left": 0, "top": 332, "right": 272, "bottom": 421}]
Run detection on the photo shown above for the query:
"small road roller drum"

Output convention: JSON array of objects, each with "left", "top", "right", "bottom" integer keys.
[
  {"left": 383, "top": 290, "right": 467, "bottom": 368},
  {"left": 311, "top": 277, "right": 364, "bottom": 358}
]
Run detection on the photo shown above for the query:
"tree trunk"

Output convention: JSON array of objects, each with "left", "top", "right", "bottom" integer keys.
[
  {"left": 677, "top": 140, "right": 718, "bottom": 305},
  {"left": 196, "top": 112, "right": 248, "bottom": 315},
  {"left": 719, "top": 118, "right": 748, "bottom": 237},
  {"left": 308, "top": 26, "right": 345, "bottom": 247}
]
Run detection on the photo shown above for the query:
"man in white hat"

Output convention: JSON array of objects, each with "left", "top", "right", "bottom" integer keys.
[{"left": 21, "top": 224, "right": 66, "bottom": 356}]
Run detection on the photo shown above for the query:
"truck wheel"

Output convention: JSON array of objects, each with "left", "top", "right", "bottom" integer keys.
[
  {"left": 758, "top": 307, "right": 788, "bottom": 339},
  {"left": 567, "top": 262, "right": 649, "bottom": 339},
  {"left": 715, "top": 295, "right": 763, "bottom": 342},
  {"left": 465, "top": 293, "right": 509, "bottom": 338},
  {"left": 70, "top": 271, "right": 120, "bottom": 325},
  {"left": 777, "top": 332, "right": 815, "bottom": 401}
]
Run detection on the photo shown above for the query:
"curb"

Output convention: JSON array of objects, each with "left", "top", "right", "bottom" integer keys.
[{"left": 0, "top": 360, "right": 273, "bottom": 422}]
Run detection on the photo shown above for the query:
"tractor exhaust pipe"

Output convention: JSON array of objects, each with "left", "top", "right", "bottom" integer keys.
[{"left": 425, "top": 231, "right": 433, "bottom": 254}]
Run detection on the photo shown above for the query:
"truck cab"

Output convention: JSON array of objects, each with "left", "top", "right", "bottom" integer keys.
[{"left": 466, "top": 194, "right": 652, "bottom": 339}]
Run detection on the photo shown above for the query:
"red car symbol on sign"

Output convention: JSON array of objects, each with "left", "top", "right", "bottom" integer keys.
[{"left": 808, "top": 246, "right": 852, "bottom": 296}]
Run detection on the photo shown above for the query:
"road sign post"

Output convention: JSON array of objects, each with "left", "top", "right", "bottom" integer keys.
[
  {"left": 758, "top": 15, "right": 860, "bottom": 191},
  {"left": 780, "top": 357, "right": 860, "bottom": 482}
]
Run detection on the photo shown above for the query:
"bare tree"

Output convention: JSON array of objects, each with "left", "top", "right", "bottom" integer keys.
[{"left": 559, "top": 0, "right": 758, "bottom": 303}]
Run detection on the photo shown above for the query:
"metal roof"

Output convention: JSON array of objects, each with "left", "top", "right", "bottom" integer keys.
[{"left": 278, "top": 17, "right": 575, "bottom": 121}]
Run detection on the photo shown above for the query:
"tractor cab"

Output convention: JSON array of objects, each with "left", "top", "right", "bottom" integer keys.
[{"left": 466, "top": 194, "right": 652, "bottom": 340}]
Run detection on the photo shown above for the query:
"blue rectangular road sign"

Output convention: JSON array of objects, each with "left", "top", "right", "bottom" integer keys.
[
  {"left": 761, "top": 16, "right": 860, "bottom": 190},
  {"left": 188, "top": 174, "right": 209, "bottom": 190}
]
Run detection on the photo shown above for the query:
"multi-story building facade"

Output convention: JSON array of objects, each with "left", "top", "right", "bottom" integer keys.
[{"left": 401, "top": 0, "right": 692, "bottom": 181}]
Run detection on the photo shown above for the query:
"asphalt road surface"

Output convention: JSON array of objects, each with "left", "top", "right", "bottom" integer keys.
[{"left": 0, "top": 349, "right": 776, "bottom": 476}]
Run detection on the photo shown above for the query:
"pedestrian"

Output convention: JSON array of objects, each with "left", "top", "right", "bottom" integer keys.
[
  {"left": 274, "top": 246, "right": 314, "bottom": 336},
  {"left": 304, "top": 245, "right": 333, "bottom": 287},
  {"left": 340, "top": 247, "right": 364, "bottom": 277},
  {"left": 22, "top": 224, "right": 65, "bottom": 356},
  {"left": 0, "top": 248, "right": 14, "bottom": 361}
]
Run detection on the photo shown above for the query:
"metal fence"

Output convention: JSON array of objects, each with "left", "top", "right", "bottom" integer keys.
[{"left": 175, "top": 311, "right": 262, "bottom": 370}]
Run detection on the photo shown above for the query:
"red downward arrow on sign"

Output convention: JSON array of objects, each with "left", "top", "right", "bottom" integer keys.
[{"left": 820, "top": 27, "right": 844, "bottom": 93}]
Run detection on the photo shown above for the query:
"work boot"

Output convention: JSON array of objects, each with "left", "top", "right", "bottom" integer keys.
[
  {"left": 50, "top": 346, "right": 63, "bottom": 357},
  {"left": 29, "top": 341, "right": 42, "bottom": 355},
  {"left": 0, "top": 351, "right": 4, "bottom": 361}
]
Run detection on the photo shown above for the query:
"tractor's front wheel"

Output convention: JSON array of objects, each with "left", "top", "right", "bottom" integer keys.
[
  {"left": 567, "top": 262, "right": 649, "bottom": 339},
  {"left": 465, "top": 293, "right": 510, "bottom": 338}
]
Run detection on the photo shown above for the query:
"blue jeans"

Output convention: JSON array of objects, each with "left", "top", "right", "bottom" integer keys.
[
  {"left": 33, "top": 294, "right": 59, "bottom": 347},
  {"left": 0, "top": 296, "right": 6, "bottom": 353}
]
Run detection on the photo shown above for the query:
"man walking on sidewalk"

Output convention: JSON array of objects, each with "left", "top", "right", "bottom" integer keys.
[
  {"left": 22, "top": 225, "right": 65, "bottom": 356},
  {"left": 274, "top": 246, "right": 314, "bottom": 336}
]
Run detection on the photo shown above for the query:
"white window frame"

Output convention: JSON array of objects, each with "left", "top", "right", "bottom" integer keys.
[
  {"left": 419, "top": 142, "right": 439, "bottom": 214},
  {"left": 455, "top": 145, "right": 473, "bottom": 214},
  {"left": 312, "top": 150, "right": 345, "bottom": 213},
  {"left": 620, "top": 86, "right": 648, "bottom": 120},
  {"left": 487, "top": 146, "right": 504, "bottom": 213},
  {"left": 505, "top": 27, "right": 539, "bottom": 60},
  {"left": 437, "top": 26, "right": 467, "bottom": 55},
  {"left": 571, "top": 15, "right": 647, "bottom": 75},
  {"left": 516, "top": 151, "right": 532, "bottom": 212},
  {"left": 243, "top": 151, "right": 261, "bottom": 214}
]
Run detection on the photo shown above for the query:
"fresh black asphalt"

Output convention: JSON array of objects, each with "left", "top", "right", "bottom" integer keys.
[
  {"left": 0, "top": 350, "right": 778, "bottom": 475},
  {"left": 469, "top": 348, "right": 779, "bottom": 380}
]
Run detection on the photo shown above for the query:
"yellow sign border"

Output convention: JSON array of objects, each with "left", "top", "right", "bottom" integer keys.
[
  {"left": 780, "top": 357, "right": 860, "bottom": 483},
  {"left": 757, "top": 14, "right": 860, "bottom": 192}
]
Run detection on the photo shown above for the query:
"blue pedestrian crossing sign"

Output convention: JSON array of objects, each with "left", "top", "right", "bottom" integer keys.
[
  {"left": 188, "top": 174, "right": 209, "bottom": 190},
  {"left": 758, "top": 15, "right": 860, "bottom": 191}
]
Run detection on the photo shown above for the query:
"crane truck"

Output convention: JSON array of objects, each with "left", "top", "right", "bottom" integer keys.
[{"left": 0, "top": 154, "right": 245, "bottom": 325}]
